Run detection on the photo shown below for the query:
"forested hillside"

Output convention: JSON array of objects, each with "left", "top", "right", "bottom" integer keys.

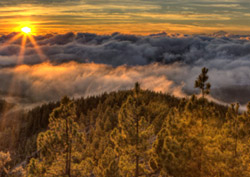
[{"left": 0, "top": 69, "right": 250, "bottom": 177}]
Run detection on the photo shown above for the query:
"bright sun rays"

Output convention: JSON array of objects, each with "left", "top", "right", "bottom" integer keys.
[
  {"left": 0, "top": 25, "right": 47, "bottom": 63},
  {"left": 0, "top": 25, "right": 48, "bottom": 104}
]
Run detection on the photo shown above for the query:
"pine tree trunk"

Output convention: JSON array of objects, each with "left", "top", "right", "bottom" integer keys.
[
  {"left": 199, "top": 119, "right": 204, "bottom": 177},
  {"left": 65, "top": 118, "right": 71, "bottom": 177},
  {"left": 202, "top": 88, "right": 204, "bottom": 100},
  {"left": 69, "top": 120, "right": 72, "bottom": 177},
  {"left": 135, "top": 111, "right": 139, "bottom": 177},
  {"left": 136, "top": 155, "right": 139, "bottom": 177},
  {"left": 199, "top": 88, "right": 205, "bottom": 177},
  {"left": 234, "top": 119, "right": 238, "bottom": 157}
]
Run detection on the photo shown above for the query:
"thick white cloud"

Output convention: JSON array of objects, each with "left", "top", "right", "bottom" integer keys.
[
  {"left": 0, "top": 32, "right": 250, "bottom": 107},
  {"left": 0, "top": 61, "right": 249, "bottom": 107},
  {"left": 0, "top": 62, "right": 183, "bottom": 103}
]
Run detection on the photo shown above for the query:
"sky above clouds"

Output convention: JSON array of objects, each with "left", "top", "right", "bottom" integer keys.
[{"left": 0, "top": 0, "right": 250, "bottom": 34}]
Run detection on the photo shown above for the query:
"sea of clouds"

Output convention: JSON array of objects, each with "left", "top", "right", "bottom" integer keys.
[{"left": 0, "top": 32, "right": 250, "bottom": 108}]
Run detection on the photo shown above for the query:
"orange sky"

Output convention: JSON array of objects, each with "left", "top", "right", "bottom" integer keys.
[{"left": 0, "top": 0, "right": 250, "bottom": 35}]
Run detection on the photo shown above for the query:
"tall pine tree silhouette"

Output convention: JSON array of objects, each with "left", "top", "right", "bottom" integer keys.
[
  {"left": 194, "top": 67, "right": 211, "bottom": 177},
  {"left": 195, "top": 67, "right": 211, "bottom": 99}
]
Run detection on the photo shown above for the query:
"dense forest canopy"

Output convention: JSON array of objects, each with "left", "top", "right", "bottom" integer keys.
[{"left": 0, "top": 68, "right": 250, "bottom": 176}]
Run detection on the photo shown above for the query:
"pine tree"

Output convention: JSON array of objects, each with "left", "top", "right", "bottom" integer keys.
[
  {"left": 195, "top": 67, "right": 211, "bottom": 99},
  {"left": 26, "top": 96, "right": 85, "bottom": 176},
  {"left": 94, "top": 146, "right": 121, "bottom": 177},
  {"left": 194, "top": 67, "right": 211, "bottom": 176},
  {"left": 111, "top": 83, "right": 154, "bottom": 176},
  {"left": 0, "top": 151, "right": 11, "bottom": 176},
  {"left": 242, "top": 102, "right": 250, "bottom": 137},
  {"left": 151, "top": 108, "right": 190, "bottom": 177},
  {"left": 151, "top": 104, "right": 204, "bottom": 177},
  {"left": 221, "top": 103, "right": 250, "bottom": 176}
]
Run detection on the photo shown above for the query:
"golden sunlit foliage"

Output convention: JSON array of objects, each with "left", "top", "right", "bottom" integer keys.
[
  {"left": 26, "top": 97, "right": 85, "bottom": 176},
  {"left": 1, "top": 78, "right": 250, "bottom": 176}
]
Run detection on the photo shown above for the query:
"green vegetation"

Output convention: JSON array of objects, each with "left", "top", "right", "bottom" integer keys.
[{"left": 0, "top": 67, "right": 250, "bottom": 176}]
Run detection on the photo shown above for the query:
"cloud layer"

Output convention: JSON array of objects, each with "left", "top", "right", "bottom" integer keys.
[
  {"left": 1, "top": 32, "right": 250, "bottom": 67},
  {"left": 0, "top": 32, "right": 250, "bottom": 107}
]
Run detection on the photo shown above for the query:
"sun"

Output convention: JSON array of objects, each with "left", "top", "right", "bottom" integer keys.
[{"left": 21, "top": 27, "right": 31, "bottom": 34}]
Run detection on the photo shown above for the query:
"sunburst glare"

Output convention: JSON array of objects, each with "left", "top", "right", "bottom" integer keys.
[
  {"left": 0, "top": 24, "right": 47, "bottom": 112},
  {"left": 21, "top": 27, "right": 31, "bottom": 34}
]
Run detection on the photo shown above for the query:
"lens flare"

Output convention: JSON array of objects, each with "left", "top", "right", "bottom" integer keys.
[{"left": 21, "top": 27, "right": 31, "bottom": 34}]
